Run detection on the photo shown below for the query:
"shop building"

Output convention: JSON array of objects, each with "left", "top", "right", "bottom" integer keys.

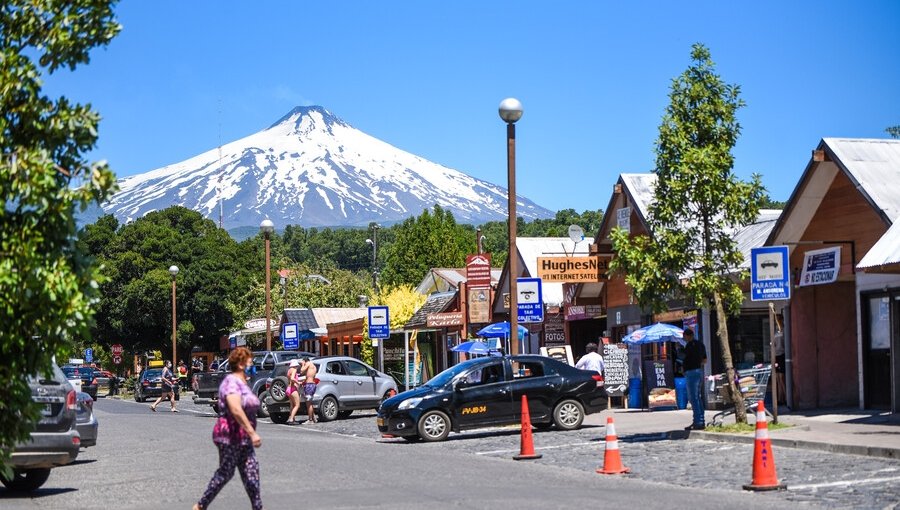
[{"left": 767, "top": 138, "right": 900, "bottom": 411}]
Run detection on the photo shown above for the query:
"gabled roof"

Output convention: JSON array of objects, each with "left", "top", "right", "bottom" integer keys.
[
  {"left": 595, "top": 173, "right": 656, "bottom": 245},
  {"left": 414, "top": 267, "right": 503, "bottom": 295},
  {"left": 282, "top": 308, "right": 319, "bottom": 331},
  {"left": 495, "top": 238, "right": 590, "bottom": 308},
  {"left": 405, "top": 291, "right": 457, "bottom": 329},
  {"left": 768, "top": 138, "right": 900, "bottom": 246}
]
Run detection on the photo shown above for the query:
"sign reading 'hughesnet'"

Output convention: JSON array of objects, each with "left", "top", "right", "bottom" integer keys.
[{"left": 537, "top": 255, "right": 610, "bottom": 283}]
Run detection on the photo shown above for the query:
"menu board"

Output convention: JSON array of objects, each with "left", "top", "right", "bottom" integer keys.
[{"left": 602, "top": 343, "right": 629, "bottom": 397}]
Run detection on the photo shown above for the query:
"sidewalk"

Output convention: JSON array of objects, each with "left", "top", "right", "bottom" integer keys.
[{"left": 586, "top": 406, "right": 900, "bottom": 460}]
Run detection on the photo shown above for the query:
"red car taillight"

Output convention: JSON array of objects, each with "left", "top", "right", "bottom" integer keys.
[
  {"left": 142, "top": 380, "right": 150, "bottom": 387},
  {"left": 66, "top": 390, "right": 77, "bottom": 410}
]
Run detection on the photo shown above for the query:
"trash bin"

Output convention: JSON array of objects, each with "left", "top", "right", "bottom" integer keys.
[
  {"left": 628, "top": 377, "right": 642, "bottom": 408},
  {"left": 674, "top": 377, "right": 687, "bottom": 409}
]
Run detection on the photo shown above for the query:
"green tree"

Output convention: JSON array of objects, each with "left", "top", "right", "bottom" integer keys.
[
  {"left": 380, "top": 206, "right": 475, "bottom": 286},
  {"left": 359, "top": 285, "right": 427, "bottom": 365},
  {"left": 609, "top": 44, "right": 764, "bottom": 423},
  {"left": 0, "top": 0, "right": 120, "bottom": 471}
]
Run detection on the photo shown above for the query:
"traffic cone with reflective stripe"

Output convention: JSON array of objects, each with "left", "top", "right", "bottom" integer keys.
[
  {"left": 597, "top": 416, "right": 630, "bottom": 474},
  {"left": 743, "top": 401, "right": 786, "bottom": 491},
  {"left": 513, "top": 395, "right": 542, "bottom": 460}
]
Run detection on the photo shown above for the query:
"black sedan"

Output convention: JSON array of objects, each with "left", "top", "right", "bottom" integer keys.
[
  {"left": 134, "top": 369, "right": 180, "bottom": 402},
  {"left": 377, "top": 355, "right": 606, "bottom": 442}
]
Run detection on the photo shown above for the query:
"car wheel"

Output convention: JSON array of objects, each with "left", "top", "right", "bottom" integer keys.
[
  {"left": 1, "top": 468, "right": 52, "bottom": 491},
  {"left": 269, "top": 376, "right": 290, "bottom": 403},
  {"left": 318, "top": 396, "right": 339, "bottom": 422},
  {"left": 417, "top": 410, "right": 451, "bottom": 442},
  {"left": 552, "top": 399, "right": 585, "bottom": 430},
  {"left": 258, "top": 391, "right": 271, "bottom": 418},
  {"left": 270, "top": 413, "right": 289, "bottom": 424},
  {"left": 381, "top": 390, "right": 396, "bottom": 404},
  {"left": 337, "top": 410, "right": 353, "bottom": 419}
]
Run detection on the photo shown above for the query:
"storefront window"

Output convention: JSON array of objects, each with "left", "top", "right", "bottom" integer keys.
[{"left": 869, "top": 296, "right": 891, "bottom": 350}]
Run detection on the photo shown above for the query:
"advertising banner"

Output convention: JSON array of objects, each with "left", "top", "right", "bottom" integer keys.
[
  {"left": 537, "top": 255, "right": 610, "bottom": 283},
  {"left": 468, "top": 288, "right": 491, "bottom": 323},
  {"left": 799, "top": 246, "right": 841, "bottom": 287}
]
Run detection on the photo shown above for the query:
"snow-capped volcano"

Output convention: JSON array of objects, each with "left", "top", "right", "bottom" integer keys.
[{"left": 101, "top": 106, "right": 554, "bottom": 230}]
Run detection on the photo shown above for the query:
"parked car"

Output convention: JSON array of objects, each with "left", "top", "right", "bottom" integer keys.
[
  {"left": 193, "top": 350, "right": 314, "bottom": 417},
  {"left": 134, "top": 368, "right": 180, "bottom": 402},
  {"left": 61, "top": 366, "right": 98, "bottom": 400},
  {"left": 377, "top": 355, "right": 607, "bottom": 442},
  {"left": 74, "top": 391, "right": 99, "bottom": 447},
  {"left": 2, "top": 363, "right": 80, "bottom": 492},
  {"left": 265, "top": 356, "right": 398, "bottom": 423}
]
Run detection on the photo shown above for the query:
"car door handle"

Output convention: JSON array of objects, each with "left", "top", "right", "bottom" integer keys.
[
  {"left": 357, "top": 381, "right": 363, "bottom": 385},
  {"left": 499, "top": 388, "right": 508, "bottom": 395},
  {"left": 331, "top": 380, "right": 338, "bottom": 384}
]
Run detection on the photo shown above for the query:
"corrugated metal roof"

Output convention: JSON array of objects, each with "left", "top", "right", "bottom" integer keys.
[
  {"left": 415, "top": 267, "right": 503, "bottom": 295},
  {"left": 735, "top": 209, "right": 782, "bottom": 270},
  {"left": 824, "top": 138, "right": 900, "bottom": 222},
  {"left": 620, "top": 173, "right": 657, "bottom": 225},
  {"left": 858, "top": 220, "right": 900, "bottom": 269},
  {"left": 516, "top": 237, "right": 590, "bottom": 306},
  {"left": 405, "top": 291, "right": 456, "bottom": 329}
]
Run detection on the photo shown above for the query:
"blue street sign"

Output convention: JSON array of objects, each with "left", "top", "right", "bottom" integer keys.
[
  {"left": 517, "top": 277, "right": 544, "bottom": 323},
  {"left": 84, "top": 348, "right": 93, "bottom": 363},
  {"left": 368, "top": 306, "right": 390, "bottom": 339},
  {"left": 281, "top": 322, "right": 299, "bottom": 350},
  {"left": 750, "top": 246, "right": 791, "bottom": 301}
]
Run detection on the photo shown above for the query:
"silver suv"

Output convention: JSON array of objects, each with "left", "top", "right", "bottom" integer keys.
[
  {"left": 265, "top": 356, "right": 398, "bottom": 423},
  {"left": 3, "top": 363, "right": 80, "bottom": 491}
]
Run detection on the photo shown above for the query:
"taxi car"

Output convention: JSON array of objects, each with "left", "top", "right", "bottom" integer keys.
[{"left": 376, "top": 355, "right": 606, "bottom": 442}]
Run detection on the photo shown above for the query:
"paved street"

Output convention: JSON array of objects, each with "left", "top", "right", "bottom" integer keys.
[{"left": 2, "top": 396, "right": 899, "bottom": 509}]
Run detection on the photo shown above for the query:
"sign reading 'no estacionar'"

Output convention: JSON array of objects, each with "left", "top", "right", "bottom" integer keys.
[{"left": 536, "top": 255, "right": 610, "bottom": 283}]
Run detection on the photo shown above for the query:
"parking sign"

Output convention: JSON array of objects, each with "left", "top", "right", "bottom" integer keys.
[
  {"left": 750, "top": 246, "right": 791, "bottom": 301},
  {"left": 517, "top": 277, "right": 544, "bottom": 323},
  {"left": 368, "top": 306, "right": 390, "bottom": 339}
]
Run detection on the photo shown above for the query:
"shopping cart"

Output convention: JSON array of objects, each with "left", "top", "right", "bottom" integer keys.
[{"left": 708, "top": 364, "right": 774, "bottom": 426}]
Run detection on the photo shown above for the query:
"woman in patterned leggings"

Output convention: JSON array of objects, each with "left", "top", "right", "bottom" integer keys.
[{"left": 194, "top": 347, "right": 263, "bottom": 510}]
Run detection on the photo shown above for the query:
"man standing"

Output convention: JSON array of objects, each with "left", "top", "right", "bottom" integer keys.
[
  {"left": 682, "top": 329, "right": 706, "bottom": 430},
  {"left": 299, "top": 358, "right": 318, "bottom": 424},
  {"left": 575, "top": 342, "right": 604, "bottom": 374}
]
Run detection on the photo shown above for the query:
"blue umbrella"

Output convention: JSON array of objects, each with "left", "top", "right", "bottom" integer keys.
[
  {"left": 451, "top": 341, "right": 495, "bottom": 355},
  {"left": 622, "top": 322, "right": 686, "bottom": 346},
  {"left": 476, "top": 322, "right": 528, "bottom": 340}
]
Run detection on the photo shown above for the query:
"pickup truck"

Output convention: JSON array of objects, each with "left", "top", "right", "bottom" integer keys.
[{"left": 192, "top": 350, "right": 314, "bottom": 416}]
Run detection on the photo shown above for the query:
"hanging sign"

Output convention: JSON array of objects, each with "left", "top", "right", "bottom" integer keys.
[
  {"left": 466, "top": 254, "right": 492, "bottom": 289},
  {"left": 799, "top": 246, "right": 841, "bottom": 287},
  {"left": 537, "top": 256, "right": 610, "bottom": 283}
]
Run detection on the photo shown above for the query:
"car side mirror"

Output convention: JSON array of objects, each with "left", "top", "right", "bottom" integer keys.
[{"left": 454, "top": 380, "right": 468, "bottom": 391}]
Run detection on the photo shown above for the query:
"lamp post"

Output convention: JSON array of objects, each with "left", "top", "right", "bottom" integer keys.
[
  {"left": 365, "top": 224, "right": 379, "bottom": 294},
  {"left": 260, "top": 219, "right": 275, "bottom": 351},
  {"left": 168, "top": 265, "right": 179, "bottom": 368},
  {"left": 499, "top": 98, "right": 523, "bottom": 355}
]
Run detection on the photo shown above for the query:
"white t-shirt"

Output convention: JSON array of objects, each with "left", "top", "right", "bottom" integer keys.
[{"left": 575, "top": 351, "right": 604, "bottom": 373}]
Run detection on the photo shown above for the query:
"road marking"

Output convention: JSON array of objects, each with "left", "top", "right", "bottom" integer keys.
[
  {"left": 476, "top": 441, "right": 597, "bottom": 455},
  {"left": 791, "top": 475, "right": 900, "bottom": 490}
]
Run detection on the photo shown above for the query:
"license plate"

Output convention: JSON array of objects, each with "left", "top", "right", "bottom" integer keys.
[
  {"left": 376, "top": 417, "right": 384, "bottom": 427},
  {"left": 41, "top": 404, "right": 53, "bottom": 417}
]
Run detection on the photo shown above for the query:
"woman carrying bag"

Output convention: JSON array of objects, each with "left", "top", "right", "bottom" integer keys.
[{"left": 194, "top": 347, "right": 263, "bottom": 510}]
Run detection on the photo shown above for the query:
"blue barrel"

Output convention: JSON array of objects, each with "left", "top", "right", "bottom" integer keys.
[
  {"left": 628, "top": 377, "right": 642, "bottom": 408},
  {"left": 674, "top": 377, "right": 687, "bottom": 409}
]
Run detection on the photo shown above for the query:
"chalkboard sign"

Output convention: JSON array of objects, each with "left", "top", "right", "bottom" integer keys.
[
  {"left": 602, "top": 343, "right": 629, "bottom": 396},
  {"left": 643, "top": 359, "right": 676, "bottom": 409}
]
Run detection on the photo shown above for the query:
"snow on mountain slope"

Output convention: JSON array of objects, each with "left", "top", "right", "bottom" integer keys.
[{"left": 101, "top": 106, "right": 554, "bottom": 230}]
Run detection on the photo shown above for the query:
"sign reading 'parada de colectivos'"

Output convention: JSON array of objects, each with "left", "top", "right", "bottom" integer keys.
[{"left": 537, "top": 256, "right": 610, "bottom": 283}]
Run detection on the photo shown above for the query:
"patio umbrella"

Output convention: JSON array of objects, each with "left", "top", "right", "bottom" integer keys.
[
  {"left": 622, "top": 322, "right": 686, "bottom": 346},
  {"left": 451, "top": 341, "right": 497, "bottom": 356},
  {"left": 476, "top": 322, "right": 528, "bottom": 340}
]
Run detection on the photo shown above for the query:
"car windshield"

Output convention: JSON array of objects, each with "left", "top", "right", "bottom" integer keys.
[
  {"left": 143, "top": 369, "right": 162, "bottom": 380},
  {"left": 424, "top": 359, "right": 486, "bottom": 388}
]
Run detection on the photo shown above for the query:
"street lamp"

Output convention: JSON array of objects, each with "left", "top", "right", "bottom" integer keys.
[
  {"left": 499, "top": 97, "right": 523, "bottom": 355},
  {"left": 260, "top": 219, "right": 275, "bottom": 351},
  {"left": 168, "top": 265, "right": 179, "bottom": 368},
  {"left": 365, "top": 224, "right": 379, "bottom": 294}
]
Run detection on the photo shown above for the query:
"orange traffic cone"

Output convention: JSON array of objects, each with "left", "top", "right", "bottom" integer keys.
[
  {"left": 743, "top": 401, "right": 786, "bottom": 491},
  {"left": 597, "top": 416, "right": 630, "bottom": 474},
  {"left": 513, "top": 395, "right": 542, "bottom": 460}
]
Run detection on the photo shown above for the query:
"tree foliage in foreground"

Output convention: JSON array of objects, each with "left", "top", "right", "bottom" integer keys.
[
  {"left": 609, "top": 44, "right": 765, "bottom": 423},
  {"left": 0, "top": 0, "right": 120, "bottom": 472}
]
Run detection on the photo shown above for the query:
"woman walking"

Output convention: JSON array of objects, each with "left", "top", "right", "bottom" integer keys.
[{"left": 194, "top": 347, "right": 263, "bottom": 510}]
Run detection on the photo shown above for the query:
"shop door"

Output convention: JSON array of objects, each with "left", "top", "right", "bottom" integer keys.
[{"left": 864, "top": 295, "right": 892, "bottom": 409}]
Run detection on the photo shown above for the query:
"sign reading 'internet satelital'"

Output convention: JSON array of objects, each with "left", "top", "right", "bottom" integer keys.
[{"left": 537, "top": 255, "right": 610, "bottom": 283}]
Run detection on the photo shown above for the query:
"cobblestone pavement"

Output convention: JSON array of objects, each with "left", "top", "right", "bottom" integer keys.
[
  {"left": 282, "top": 409, "right": 900, "bottom": 509},
  {"left": 172, "top": 397, "right": 900, "bottom": 509}
]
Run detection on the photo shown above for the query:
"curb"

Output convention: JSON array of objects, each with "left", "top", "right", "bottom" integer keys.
[{"left": 682, "top": 429, "right": 900, "bottom": 460}]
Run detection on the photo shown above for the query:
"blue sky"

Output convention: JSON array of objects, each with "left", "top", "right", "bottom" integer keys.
[{"left": 43, "top": 1, "right": 900, "bottom": 214}]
